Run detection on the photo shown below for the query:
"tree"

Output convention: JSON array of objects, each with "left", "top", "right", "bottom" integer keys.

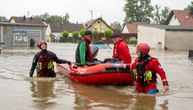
[
  {"left": 0, "top": 16, "right": 7, "bottom": 22},
  {"left": 153, "top": 5, "right": 170, "bottom": 24},
  {"left": 104, "top": 29, "right": 113, "bottom": 38},
  {"left": 124, "top": 0, "right": 154, "bottom": 23},
  {"left": 110, "top": 22, "right": 122, "bottom": 33},
  {"left": 92, "top": 30, "right": 99, "bottom": 38},
  {"left": 61, "top": 31, "right": 69, "bottom": 38},
  {"left": 185, "top": 1, "right": 193, "bottom": 11},
  {"left": 79, "top": 29, "right": 86, "bottom": 37},
  {"left": 72, "top": 31, "right": 79, "bottom": 43},
  {"left": 33, "top": 13, "right": 70, "bottom": 24}
]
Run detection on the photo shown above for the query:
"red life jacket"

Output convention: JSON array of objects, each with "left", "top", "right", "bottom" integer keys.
[{"left": 36, "top": 55, "right": 54, "bottom": 77}]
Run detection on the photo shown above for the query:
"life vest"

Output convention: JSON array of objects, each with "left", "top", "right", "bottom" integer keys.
[
  {"left": 75, "top": 37, "right": 92, "bottom": 64},
  {"left": 36, "top": 55, "right": 54, "bottom": 77},
  {"left": 133, "top": 57, "right": 156, "bottom": 85},
  {"left": 113, "top": 39, "right": 123, "bottom": 59}
]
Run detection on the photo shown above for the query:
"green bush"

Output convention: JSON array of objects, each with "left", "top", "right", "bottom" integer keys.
[
  {"left": 92, "top": 30, "right": 99, "bottom": 38},
  {"left": 79, "top": 29, "right": 86, "bottom": 37},
  {"left": 61, "top": 31, "right": 69, "bottom": 38},
  {"left": 129, "top": 39, "right": 137, "bottom": 45},
  {"left": 104, "top": 29, "right": 113, "bottom": 38}
]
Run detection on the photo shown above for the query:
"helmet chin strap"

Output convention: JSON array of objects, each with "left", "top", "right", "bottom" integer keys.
[
  {"left": 139, "top": 52, "right": 150, "bottom": 61},
  {"left": 41, "top": 48, "right": 47, "bottom": 53}
]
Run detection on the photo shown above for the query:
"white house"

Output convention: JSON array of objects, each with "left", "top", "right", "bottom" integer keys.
[{"left": 166, "top": 10, "right": 193, "bottom": 26}]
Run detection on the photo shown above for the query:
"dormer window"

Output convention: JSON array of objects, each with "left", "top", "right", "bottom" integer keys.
[{"left": 185, "top": 15, "right": 189, "bottom": 19}]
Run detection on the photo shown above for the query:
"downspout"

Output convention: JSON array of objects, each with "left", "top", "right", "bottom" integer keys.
[{"left": 0, "top": 25, "right": 3, "bottom": 43}]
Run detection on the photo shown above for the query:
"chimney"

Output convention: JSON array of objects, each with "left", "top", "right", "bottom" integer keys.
[
  {"left": 190, "top": 7, "right": 193, "bottom": 15},
  {"left": 23, "top": 15, "right": 26, "bottom": 20}
]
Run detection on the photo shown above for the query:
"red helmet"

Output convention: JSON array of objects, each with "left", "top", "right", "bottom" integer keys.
[
  {"left": 37, "top": 40, "right": 47, "bottom": 48},
  {"left": 136, "top": 43, "right": 150, "bottom": 54}
]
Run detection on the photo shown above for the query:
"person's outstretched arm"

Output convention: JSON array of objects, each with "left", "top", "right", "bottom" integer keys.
[{"left": 29, "top": 54, "right": 38, "bottom": 77}]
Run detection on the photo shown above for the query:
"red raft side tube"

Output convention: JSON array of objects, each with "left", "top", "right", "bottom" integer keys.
[{"left": 57, "top": 63, "right": 134, "bottom": 86}]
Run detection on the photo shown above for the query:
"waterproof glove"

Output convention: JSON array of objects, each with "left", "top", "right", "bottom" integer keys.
[
  {"left": 162, "top": 80, "right": 169, "bottom": 92},
  {"left": 67, "top": 61, "right": 71, "bottom": 64},
  {"left": 29, "top": 72, "right": 33, "bottom": 77}
]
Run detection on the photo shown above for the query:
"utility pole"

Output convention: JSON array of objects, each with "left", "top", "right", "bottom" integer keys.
[
  {"left": 90, "top": 10, "right": 93, "bottom": 20},
  {"left": 27, "top": 11, "right": 30, "bottom": 17}
]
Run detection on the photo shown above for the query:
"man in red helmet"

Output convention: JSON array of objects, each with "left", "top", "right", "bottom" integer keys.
[
  {"left": 110, "top": 33, "right": 131, "bottom": 64},
  {"left": 132, "top": 43, "right": 169, "bottom": 94},
  {"left": 29, "top": 40, "right": 71, "bottom": 77}
]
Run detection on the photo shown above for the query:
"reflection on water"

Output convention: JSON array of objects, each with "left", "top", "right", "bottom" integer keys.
[
  {"left": 30, "top": 80, "right": 56, "bottom": 109},
  {"left": 0, "top": 43, "right": 193, "bottom": 110},
  {"left": 132, "top": 95, "right": 156, "bottom": 110},
  {"left": 71, "top": 82, "right": 134, "bottom": 110}
]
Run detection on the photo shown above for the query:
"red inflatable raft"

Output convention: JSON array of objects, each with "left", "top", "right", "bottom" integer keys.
[{"left": 57, "top": 63, "right": 134, "bottom": 85}]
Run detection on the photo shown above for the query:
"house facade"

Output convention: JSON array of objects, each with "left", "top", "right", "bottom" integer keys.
[
  {"left": 84, "top": 18, "right": 113, "bottom": 33},
  {"left": 138, "top": 24, "right": 193, "bottom": 51},
  {"left": 0, "top": 22, "right": 46, "bottom": 47},
  {"left": 166, "top": 10, "right": 193, "bottom": 26},
  {"left": 122, "top": 22, "right": 148, "bottom": 41}
]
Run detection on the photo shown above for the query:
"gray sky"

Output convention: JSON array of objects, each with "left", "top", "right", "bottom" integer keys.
[{"left": 0, "top": 0, "right": 192, "bottom": 24}]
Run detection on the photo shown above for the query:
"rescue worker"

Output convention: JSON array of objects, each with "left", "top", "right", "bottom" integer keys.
[
  {"left": 111, "top": 33, "right": 131, "bottom": 64},
  {"left": 132, "top": 43, "right": 169, "bottom": 94},
  {"left": 75, "top": 30, "right": 93, "bottom": 66},
  {"left": 29, "top": 40, "right": 71, "bottom": 77}
]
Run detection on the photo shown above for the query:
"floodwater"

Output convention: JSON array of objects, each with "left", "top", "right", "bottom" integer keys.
[{"left": 0, "top": 43, "right": 193, "bottom": 110}]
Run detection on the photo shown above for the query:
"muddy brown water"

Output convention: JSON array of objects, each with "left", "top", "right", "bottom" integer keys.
[{"left": 0, "top": 43, "right": 193, "bottom": 110}]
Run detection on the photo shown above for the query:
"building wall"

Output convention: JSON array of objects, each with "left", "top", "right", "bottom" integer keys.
[
  {"left": 0, "top": 24, "right": 46, "bottom": 47},
  {"left": 138, "top": 25, "right": 166, "bottom": 49},
  {"left": 88, "top": 20, "right": 112, "bottom": 32},
  {"left": 0, "top": 26, "right": 3, "bottom": 44},
  {"left": 45, "top": 24, "right": 51, "bottom": 42},
  {"left": 122, "top": 26, "right": 129, "bottom": 33},
  {"left": 165, "top": 30, "right": 193, "bottom": 51},
  {"left": 168, "top": 15, "right": 181, "bottom": 25}
]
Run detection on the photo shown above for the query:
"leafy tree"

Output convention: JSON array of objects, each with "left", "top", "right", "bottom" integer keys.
[
  {"left": 104, "top": 29, "right": 113, "bottom": 38},
  {"left": 72, "top": 31, "right": 79, "bottom": 43},
  {"left": 61, "top": 31, "right": 69, "bottom": 38},
  {"left": 0, "top": 16, "right": 7, "bottom": 22},
  {"left": 110, "top": 21, "right": 122, "bottom": 33},
  {"left": 79, "top": 29, "right": 86, "bottom": 37},
  {"left": 185, "top": 1, "right": 193, "bottom": 11},
  {"left": 153, "top": 5, "right": 170, "bottom": 24},
  {"left": 33, "top": 13, "right": 70, "bottom": 24},
  {"left": 124, "top": 0, "right": 154, "bottom": 23},
  {"left": 92, "top": 30, "right": 99, "bottom": 38}
]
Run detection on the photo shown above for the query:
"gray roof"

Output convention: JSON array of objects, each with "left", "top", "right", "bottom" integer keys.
[
  {"left": 50, "top": 23, "right": 84, "bottom": 33},
  {"left": 9, "top": 16, "right": 45, "bottom": 26},
  {"left": 139, "top": 24, "right": 193, "bottom": 31},
  {"left": 0, "top": 22, "right": 47, "bottom": 27}
]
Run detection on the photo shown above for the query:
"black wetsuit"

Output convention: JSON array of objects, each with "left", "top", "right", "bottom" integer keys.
[{"left": 29, "top": 50, "right": 69, "bottom": 77}]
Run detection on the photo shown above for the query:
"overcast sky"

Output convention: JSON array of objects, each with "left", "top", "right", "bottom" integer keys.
[{"left": 0, "top": 0, "right": 192, "bottom": 24}]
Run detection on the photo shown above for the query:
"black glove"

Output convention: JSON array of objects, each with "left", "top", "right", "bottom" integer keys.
[
  {"left": 66, "top": 61, "right": 71, "bottom": 64},
  {"left": 29, "top": 72, "right": 33, "bottom": 77}
]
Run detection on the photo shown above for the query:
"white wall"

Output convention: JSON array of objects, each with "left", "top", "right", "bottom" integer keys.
[
  {"left": 138, "top": 25, "right": 166, "bottom": 49},
  {"left": 168, "top": 15, "right": 180, "bottom": 25},
  {"left": 165, "top": 31, "right": 193, "bottom": 51},
  {"left": 122, "top": 25, "right": 129, "bottom": 33}
]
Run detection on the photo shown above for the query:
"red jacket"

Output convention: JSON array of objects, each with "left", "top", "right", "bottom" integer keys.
[
  {"left": 132, "top": 57, "right": 168, "bottom": 86},
  {"left": 113, "top": 39, "right": 131, "bottom": 63}
]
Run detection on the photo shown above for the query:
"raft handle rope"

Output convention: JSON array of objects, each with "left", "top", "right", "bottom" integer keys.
[{"left": 115, "top": 64, "right": 123, "bottom": 86}]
